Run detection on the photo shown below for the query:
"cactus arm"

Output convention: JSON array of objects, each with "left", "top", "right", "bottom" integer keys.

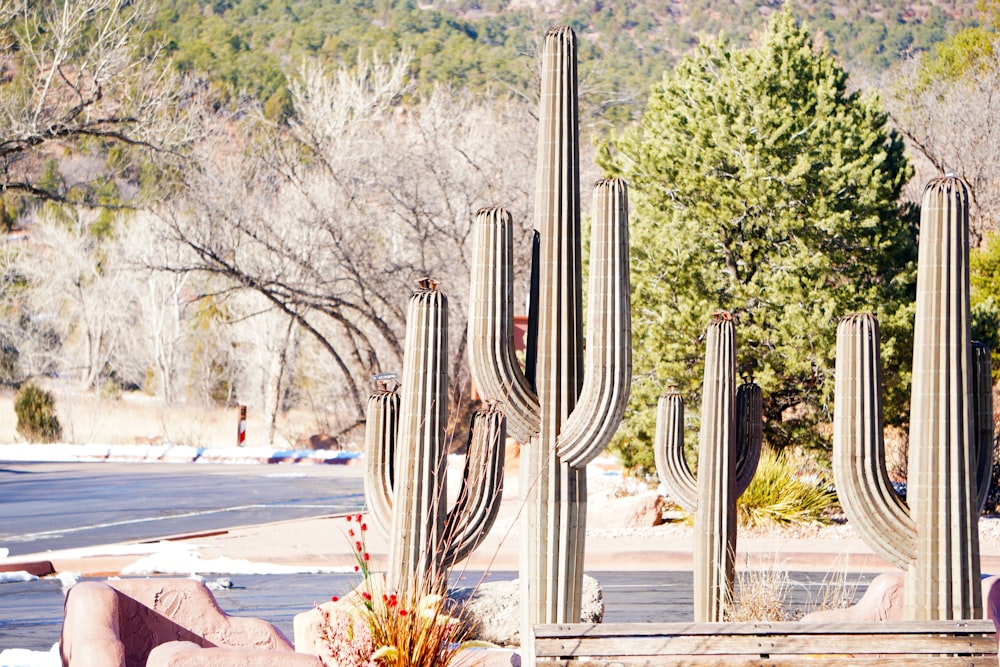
[
  {"left": 653, "top": 389, "right": 698, "bottom": 511},
  {"left": 363, "top": 389, "right": 399, "bottom": 538},
  {"left": 973, "top": 342, "right": 995, "bottom": 515},
  {"left": 443, "top": 405, "right": 506, "bottom": 566},
  {"left": 734, "top": 381, "right": 763, "bottom": 499},
  {"left": 468, "top": 207, "right": 541, "bottom": 442},
  {"left": 832, "top": 313, "right": 916, "bottom": 571},
  {"left": 654, "top": 381, "right": 761, "bottom": 516},
  {"left": 557, "top": 178, "right": 632, "bottom": 468}
]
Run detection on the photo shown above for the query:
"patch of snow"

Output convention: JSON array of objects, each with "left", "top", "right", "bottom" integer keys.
[
  {"left": 0, "top": 571, "right": 38, "bottom": 584},
  {"left": 0, "top": 643, "right": 60, "bottom": 667},
  {"left": 54, "top": 571, "right": 81, "bottom": 593},
  {"left": 121, "top": 543, "right": 352, "bottom": 576},
  {"left": 207, "top": 577, "right": 234, "bottom": 590},
  {"left": 17, "top": 541, "right": 176, "bottom": 561},
  {"left": 0, "top": 443, "right": 360, "bottom": 465},
  {"left": 0, "top": 548, "right": 9, "bottom": 559}
]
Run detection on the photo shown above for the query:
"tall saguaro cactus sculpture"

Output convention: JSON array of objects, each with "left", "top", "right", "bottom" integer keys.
[
  {"left": 653, "top": 313, "right": 762, "bottom": 621},
  {"left": 468, "top": 26, "right": 631, "bottom": 652},
  {"left": 834, "top": 175, "right": 995, "bottom": 620},
  {"left": 365, "top": 279, "right": 506, "bottom": 600}
]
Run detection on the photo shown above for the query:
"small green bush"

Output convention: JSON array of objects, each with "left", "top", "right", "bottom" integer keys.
[
  {"left": 737, "top": 448, "right": 837, "bottom": 527},
  {"left": 14, "top": 383, "right": 62, "bottom": 443}
]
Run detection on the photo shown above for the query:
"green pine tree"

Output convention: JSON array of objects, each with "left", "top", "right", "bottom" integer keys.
[
  {"left": 972, "top": 230, "right": 1000, "bottom": 379},
  {"left": 599, "top": 10, "right": 917, "bottom": 472}
]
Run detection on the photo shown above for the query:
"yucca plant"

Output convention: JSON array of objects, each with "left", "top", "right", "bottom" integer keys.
[{"left": 737, "top": 448, "right": 837, "bottom": 528}]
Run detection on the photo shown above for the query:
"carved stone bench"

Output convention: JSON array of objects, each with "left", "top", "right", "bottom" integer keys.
[{"left": 533, "top": 619, "right": 999, "bottom": 665}]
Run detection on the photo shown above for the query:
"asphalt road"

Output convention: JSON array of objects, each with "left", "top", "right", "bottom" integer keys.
[
  {"left": 0, "top": 461, "right": 365, "bottom": 556},
  {"left": 0, "top": 461, "right": 873, "bottom": 653}
]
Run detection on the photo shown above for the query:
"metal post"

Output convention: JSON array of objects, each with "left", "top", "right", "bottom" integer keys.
[{"left": 237, "top": 405, "right": 247, "bottom": 447}]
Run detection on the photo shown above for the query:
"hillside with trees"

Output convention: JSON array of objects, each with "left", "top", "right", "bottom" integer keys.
[
  {"left": 150, "top": 0, "right": 979, "bottom": 124},
  {"left": 0, "top": 0, "right": 996, "bottom": 470}
]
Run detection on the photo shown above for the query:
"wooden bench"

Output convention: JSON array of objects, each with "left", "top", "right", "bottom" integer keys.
[{"left": 533, "top": 620, "right": 999, "bottom": 665}]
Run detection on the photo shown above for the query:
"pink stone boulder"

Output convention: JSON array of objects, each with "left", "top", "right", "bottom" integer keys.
[
  {"left": 802, "top": 571, "right": 1000, "bottom": 626},
  {"left": 587, "top": 490, "right": 665, "bottom": 529},
  {"left": 146, "top": 641, "right": 321, "bottom": 666},
  {"left": 800, "top": 571, "right": 905, "bottom": 623},
  {"left": 61, "top": 578, "right": 315, "bottom": 667}
]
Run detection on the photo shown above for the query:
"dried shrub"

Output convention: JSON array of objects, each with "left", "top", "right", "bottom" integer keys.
[
  {"left": 807, "top": 568, "right": 862, "bottom": 614},
  {"left": 731, "top": 565, "right": 791, "bottom": 622}
]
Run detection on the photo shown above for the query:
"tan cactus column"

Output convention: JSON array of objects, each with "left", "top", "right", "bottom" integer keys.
[
  {"left": 468, "top": 28, "right": 631, "bottom": 660},
  {"left": 520, "top": 26, "right": 585, "bottom": 639},
  {"left": 832, "top": 177, "right": 992, "bottom": 621},
  {"left": 906, "top": 175, "right": 981, "bottom": 620},
  {"left": 692, "top": 314, "right": 737, "bottom": 622},
  {"left": 364, "top": 280, "right": 506, "bottom": 601},
  {"left": 388, "top": 282, "right": 451, "bottom": 597},
  {"left": 653, "top": 340, "right": 761, "bottom": 620},
  {"left": 656, "top": 379, "right": 761, "bottom": 516},
  {"left": 363, "top": 388, "right": 399, "bottom": 538}
]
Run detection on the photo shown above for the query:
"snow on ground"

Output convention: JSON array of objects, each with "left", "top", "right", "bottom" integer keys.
[
  {"left": 120, "top": 542, "right": 352, "bottom": 576},
  {"left": 0, "top": 644, "right": 59, "bottom": 667},
  {"left": 0, "top": 541, "right": 354, "bottom": 581},
  {"left": 0, "top": 442, "right": 360, "bottom": 465},
  {"left": 0, "top": 571, "right": 37, "bottom": 584},
  {"left": 0, "top": 441, "right": 598, "bottom": 665}
]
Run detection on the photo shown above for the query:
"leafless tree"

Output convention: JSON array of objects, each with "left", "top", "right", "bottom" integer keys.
[
  {"left": 0, "top": 235, "right": 60, "bottom": 383},
  {"left": 116, "top": 212, "right": 198, "bottom": 405},
  {"left": 0, "top": 0, "right": 190, "bottom": 206},
  {"left": 15, "top": 207, "right": 139, "bottom": 390},
  {"left": 156, "top": 53, "right": 537, "bottom": 442},
  {"left": 885, "top": 51, "right": 1000, "bottom": 246}
]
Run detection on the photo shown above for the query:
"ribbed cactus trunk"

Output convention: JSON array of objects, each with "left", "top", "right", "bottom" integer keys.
[
  {"left": 654, "top": 320, "right": 761, "bottom": 621},
  {"left": 468, "top": 27, "right": 631, "bottom": 661},
  {"left": 364, "top": 280, "right": 506, "bottom": 602},
  {"left": 389, "top": 282, "right": 450, "bottom": 597},
  {"left": 832, "top": 176, "right": 991, "bottom": 621},
  {"left": 524, "top": 24, "right": 586, "bottom": 636},
  {"left": 905, "top": 175, "right": 981, "bottom": 620},
  {"left": 692, "top": 314, "right": 738, "bottom": 622}
]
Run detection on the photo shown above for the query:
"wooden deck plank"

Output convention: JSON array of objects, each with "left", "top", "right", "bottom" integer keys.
[
  {"left": 536, "top": 634, "right": 996, "bottom": 656},
  {"left": 535, "top": 620, "right": 997, "bottom": 638},
  {"left": 540, "top": 657, "right": 998, "bottom": 667},
  {"left": 533, "top": 619, "right": 999, "bottom": 665}
]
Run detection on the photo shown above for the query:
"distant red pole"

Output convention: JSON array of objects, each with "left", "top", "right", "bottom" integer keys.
[{"left": 237, "top": 405, "right": 247, "bottom": 447}]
